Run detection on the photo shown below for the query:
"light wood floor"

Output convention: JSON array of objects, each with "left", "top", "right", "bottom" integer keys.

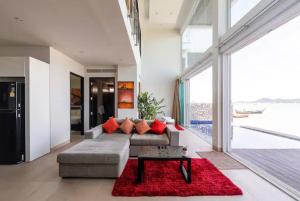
[
  {"left": 233, "top": 149, "right": 300, "bottom": 193},
  {"left": 0, "top": 130, "right": 295, "bottom": 201}
]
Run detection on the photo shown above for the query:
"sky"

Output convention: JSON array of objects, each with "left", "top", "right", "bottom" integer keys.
[
  {"left": 189, "top": 1, "right": 300, "bottom": 103},
  {"left": 190, "top": 67, "right": 212, "bottom": 103},
  {"left": 231, "top": 14, "right": 300, "bottom": 102},
  {"left": 231, "top": 0, "right": 262, "bottom": 26}
]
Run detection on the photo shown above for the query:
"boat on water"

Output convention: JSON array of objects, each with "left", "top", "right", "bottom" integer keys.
[{"left": 235, "top": 108, "right": 265, "bottom": 114}]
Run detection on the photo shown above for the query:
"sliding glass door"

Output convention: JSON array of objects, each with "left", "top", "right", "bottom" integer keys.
[{"left": 229, "top": 14, "right": 300, "bottom": 193}]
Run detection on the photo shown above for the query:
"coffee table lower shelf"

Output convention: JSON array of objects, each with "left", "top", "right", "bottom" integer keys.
[{"left": 136, "top": 157, "right": 192, "bottom": 184}]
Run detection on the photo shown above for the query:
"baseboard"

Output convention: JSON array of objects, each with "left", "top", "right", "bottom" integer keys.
[{"left": 50, "top": 140, "right": 70, "bottom": 152}]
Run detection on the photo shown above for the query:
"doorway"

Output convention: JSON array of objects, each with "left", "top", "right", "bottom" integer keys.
[
  {"left": 70, "top": 73, "right": 84, "bottom": 136},
  {"left": 89, "top": 77, "right": 115, "bottom": 128}
]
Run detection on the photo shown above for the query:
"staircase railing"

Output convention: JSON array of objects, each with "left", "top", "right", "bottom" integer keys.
[{"left": 125, "top": 0, "right": 141, "bottom": 55}]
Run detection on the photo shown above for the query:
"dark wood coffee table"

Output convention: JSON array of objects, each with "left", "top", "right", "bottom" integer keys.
[{"left": 136, "top": 146, "right": 192, "bottom": 184}]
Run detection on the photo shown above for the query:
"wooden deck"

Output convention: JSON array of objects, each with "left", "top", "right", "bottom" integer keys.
[{"left": 232, "top": 149, "right": 300, "bottom": 193}]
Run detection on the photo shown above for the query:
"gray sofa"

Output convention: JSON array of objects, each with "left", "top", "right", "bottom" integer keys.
[
  {"left": 57, "top": 119, "right": 179, "bottom": 178},
  {"left": 57, "top": 134, "right": 130, "bottom": 178}
]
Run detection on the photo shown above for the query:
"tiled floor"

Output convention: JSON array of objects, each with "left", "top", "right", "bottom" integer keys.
[{"left": 0, "top": 130, "right": 295, "bottom": 201}]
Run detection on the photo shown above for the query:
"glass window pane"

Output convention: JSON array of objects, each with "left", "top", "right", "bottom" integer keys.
[
  {"left": 181, "top": 0, "right": 212, "bottom": 70},
  {"left": 189, "top": 67, "right": 213, "bottom": 144},
  {"left": 231, "top": 0, "right": 262, "bottom": 26},
  {"left": 230, "top": 15, "right": 300, "bottom": 191}
]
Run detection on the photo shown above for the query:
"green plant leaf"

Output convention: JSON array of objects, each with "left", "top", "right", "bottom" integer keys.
[{"left": 138, "top": 92, "right": 165, "bottom": 120}]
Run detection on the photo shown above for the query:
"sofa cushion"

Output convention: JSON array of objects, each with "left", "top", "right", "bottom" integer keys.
[
  {"left": 135, "top": 119, "right": 151, "bottom": 134},
  {"left": 151, "top": 119, "right": 167, "bottom": 134},
  {"left": 57, "top": 135, "right": 130, "bottom": 164},
  {"left": 119, "top": 117, "right": 134, "bottom": 134},
  {"left": 103, "top": 117, "right": 119, "bottom": 134},
  {"left": 130, "top": 133, "right": 169, "bottom": 146},
  {"left": 85, "top": 125, "right": 102, "bottom": 139}
]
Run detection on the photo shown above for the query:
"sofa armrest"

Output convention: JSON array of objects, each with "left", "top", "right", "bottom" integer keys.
[
  {"left": 166, "top": 124, "right": 179, "bottom": 146},
  {"left": 84, "top": 125, "right": 103, "bottom": 139}
]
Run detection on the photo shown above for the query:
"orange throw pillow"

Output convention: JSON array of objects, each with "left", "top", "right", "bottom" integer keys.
[
  {"left": 135, "top": 119, "right": 151, "bottom": 135},
  {"left": 103, "top": 117, "right": 119, "bottom": 134},
  {"left": 120, "top": 118, "right": 134, "bottom": 134}
]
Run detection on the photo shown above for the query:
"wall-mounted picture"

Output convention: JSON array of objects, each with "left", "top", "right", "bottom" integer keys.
[
  {"left": 71, "top": 88, "right": 81, "bottom": 106},
  {"left": 118, "top": 81, "right": 134, "bottom": 109}
]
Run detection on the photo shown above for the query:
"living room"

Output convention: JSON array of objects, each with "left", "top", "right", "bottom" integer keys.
[{"left": 0, "top": 0, "right": 299, "bottom": 201}]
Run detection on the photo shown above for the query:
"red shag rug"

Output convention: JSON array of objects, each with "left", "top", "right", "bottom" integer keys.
[
  {"left": 175, "top": 124, "right": 184, "bottom": 131},
  {"left": 112, "top": 159, "right": 243, "bottom": 197}
]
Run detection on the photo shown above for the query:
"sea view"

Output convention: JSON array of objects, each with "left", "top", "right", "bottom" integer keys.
[
  {"left": 190, "top": 102, "right": 300, "bottom": 140},
  {"left": 233, "top": 103, "right": 300, "bottom": 137}
]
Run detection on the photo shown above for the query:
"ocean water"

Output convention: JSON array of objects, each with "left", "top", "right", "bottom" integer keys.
[{"left": 233, "top": 103, "right": 300, "bottom": 137}]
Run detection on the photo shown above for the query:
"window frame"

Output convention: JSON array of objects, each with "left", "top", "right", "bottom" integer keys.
[
  {"left": 221, "top": 0, "right": 300, "bottom": 198},
  {"left": 180, "top": 0, "right": 214, "bottom": 70},
  {"left": 221, "top": 0, "right": 300, "bottom": 151},
  {"left": 179, "top": 0, "right": 300, "bottom": 198},
  {"left": 181, "top": 52, "right": 213, "bottom": 128},
  {"left": 221, "top": 0, "right": 300, "bottom": 54}
]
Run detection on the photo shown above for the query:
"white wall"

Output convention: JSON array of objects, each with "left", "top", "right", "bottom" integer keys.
[
  {"left": 0, "top": 46, "right": 50, "bottom": 64},
  {"left": 49, "top": 47, "right": 85, "bottom": 148},
  {"left": 0, "top": 57, "right": 25, "bottom": 76},
  {"left": 141, "top": 28, "right": 181, "bottom": 116},
  {"left": 117, "top": 65, "right": 139, "bottom": 119},
  {"left": 25, "top": 57, "right": 50, "bottom": 161}
]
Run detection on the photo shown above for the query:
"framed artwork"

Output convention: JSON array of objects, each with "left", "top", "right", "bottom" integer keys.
[{"left": 118, "top": 81, "right": 134, "bottom": 109}]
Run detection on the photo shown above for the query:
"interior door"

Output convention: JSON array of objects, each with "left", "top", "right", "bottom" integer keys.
[
  {"left": 89, "top": 78, "right": 115, "bottom": 128},
  {"left": 70, "top": 73, "right": 84, "bottom": 134}
]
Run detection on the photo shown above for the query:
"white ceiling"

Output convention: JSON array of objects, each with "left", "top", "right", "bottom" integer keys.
[
  {"left": 148, "top": 0, "right": 184, "bottom": 25},
  {"left": 0, "top": 0, "right": 136, "bottom": 66}
]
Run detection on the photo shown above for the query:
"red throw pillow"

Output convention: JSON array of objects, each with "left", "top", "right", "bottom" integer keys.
[
  {"left": 151, "top": 119, "right": 166, "bottom": 134},
  {"left": 103, "top": 117, "right": 119, "bottom": 134}
]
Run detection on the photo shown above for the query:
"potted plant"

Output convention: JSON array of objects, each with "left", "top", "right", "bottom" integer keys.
[{"left": 138, "top": 92, "right": 165, "bottom": 120}]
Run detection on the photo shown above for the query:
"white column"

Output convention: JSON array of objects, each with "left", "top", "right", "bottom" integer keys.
[{"left": 211, "top": 0, "right": 228, "bottom": 151}]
